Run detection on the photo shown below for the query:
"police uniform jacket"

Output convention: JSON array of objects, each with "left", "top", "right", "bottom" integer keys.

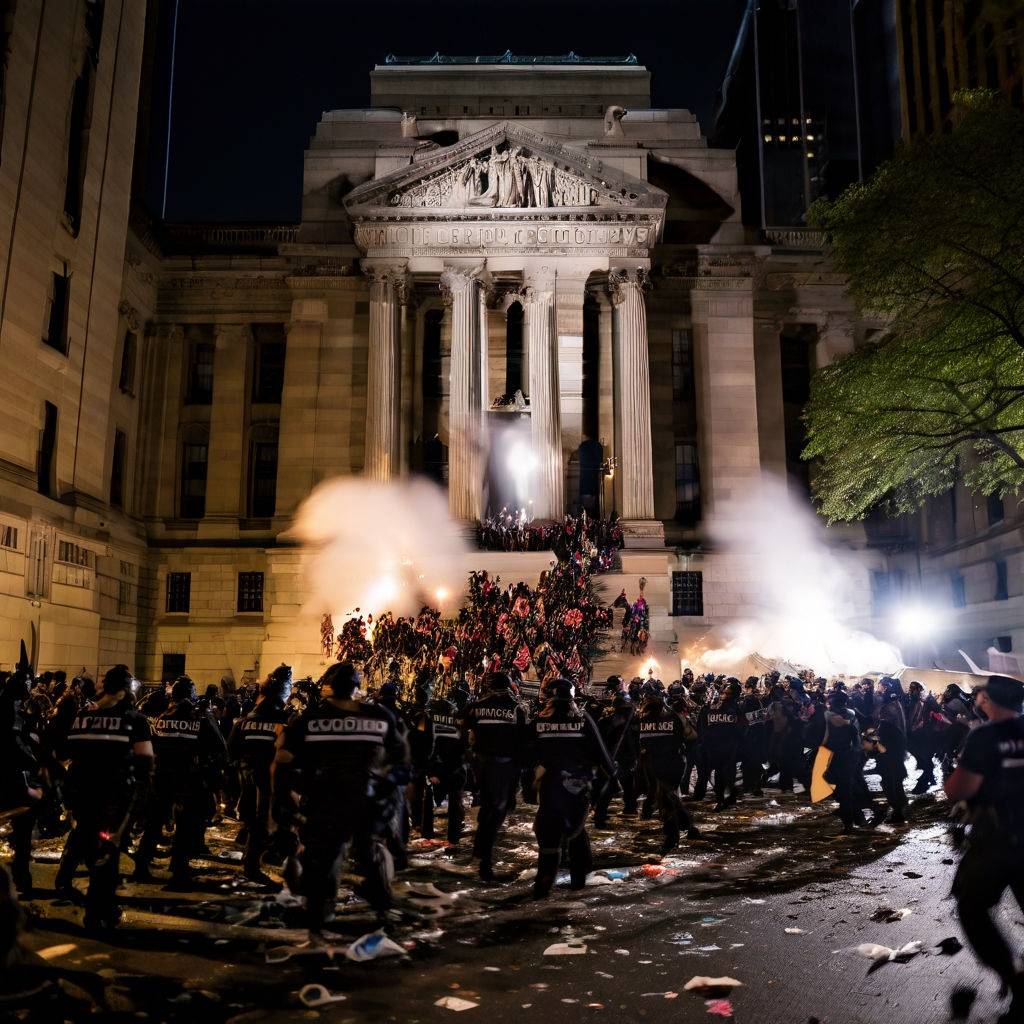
[
  {"left": 637, "top": 704, "right": 689, "bottom": 777},
  {"left": 530, "top": 702, "right": 614, "bottom": 777},
  {"left": 151, "top": 700, "right": 227, "bottom": 781},
  {"left": 959, "top": 715, "right": 1024, "bottom": 836},
  {"left": 66, "top": 699, "right": 152, "bottom": 791},
  {"left": 700, "top": 698, "right": 747, "bottom": 751},
  {"left": 463, "top": 690, "right": 530, "bottom": 760},
  {"left": 425, "top": 696, "right": 465, "bottom": 772},
  {"left": 228, "top": 701, "right": 291, "bottom": 771}
]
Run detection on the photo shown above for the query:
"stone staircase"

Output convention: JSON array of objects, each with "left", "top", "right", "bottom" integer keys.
[{"left": 590, "top": 549, "right": 677, "bottom": 683}]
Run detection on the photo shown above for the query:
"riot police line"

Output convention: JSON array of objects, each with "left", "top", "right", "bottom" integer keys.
[{"left": 0, "top": 654, "right": 1021, "bottom": 1019}]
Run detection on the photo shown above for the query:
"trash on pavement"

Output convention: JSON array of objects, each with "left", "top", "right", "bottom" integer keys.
[
  {"left": 683, "top": 976, "right": 743, "bottom": 995},
  {"left": 544, "top": 942, "right": 588, "bottom": 955},
  {"left": 784, "top": 928, "right": 806, "bottom": 935},
  {"left": 435, "top": 996, "right": 479, "bottom": 1011},
  {"left": 853, "top": 940, "right": 924, "bottom": 964},
  {"left": 345, "top": 931, "right": 407, "bottom": 962},
  {"left": 298, "top": 984, "right": 347, "bottom": 1007},
  {"left": 870, "top": 906, "right": 913, "bottom": 923},
  {"left": 37, "top": 944, "right": 77, "bottom": 960},
  {"left": 705, "top": 998, "right": 734, "bottom": 1017}
]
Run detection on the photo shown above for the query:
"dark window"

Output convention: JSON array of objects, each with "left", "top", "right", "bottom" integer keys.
[
  {"left": 43, "top": 271, "right": 70, "bottom": 354},
  {"left": 249, "top": 439, "right": 278, "bottom": 517},
  {"left": 252, "top": 333, "right": 286, "bottom": 403},
  {"left": 237, "top": 571, "right": 264, "bottom": 613},
  {"left": 117, "top": 578, "right": 130, "bottom": 616},
  {"left": 161, "top": 652, "right": 185, "bottom": 682},
  {"left": 118, "top": 330, "right": 136, "bottom": 393},
  {"left": 995, "top": 635, "right": 1013, "bottom": 653},
  {"left": 37, "top": 402, "right": 57, "bottom": 497},
  {"left": 180, "top": 443, "right": 207, "bottom": 518},
  {"left": 165, "top": 571, "right": 191, "bottom": 613},
  {"left": 0, "top": 524, "right": 17, "bottom": 550},
  {"left": 987, "top": 492, "right": 1004, "bottom": 526},
  {"left": 671, "top": 329, "right": 695, "bottom": 402},
  {"left": 871, "top": 569, "right": 905, "bottom": 616},
  {"left": 995, "top": 559, "right": 1009, "bottom": 601},
  {"left": 505, "top": 301, "right": 523, "bottom": 395},
  {"left": 109, "top": 428, "right": 126, "bottom": 508},
  {"left": 63, "top": 63, "right": 94, "bottom": 235},
  {"left": 672, "top": 570, "right": 704, "bottom": 617},
  {"left": 85, "top": 0, "right": 105, "bottom": 64},
  {"left": 185, "top": 342, "right": 214, "bottom": 404},
  {"left": 675, "top": 443, "right": 700, "bottom": 525},
  {"left": 951, "top": 573, "right": 966, "bottom": 608}
]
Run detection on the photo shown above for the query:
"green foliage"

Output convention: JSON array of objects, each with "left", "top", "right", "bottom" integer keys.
[{"left": 805, "top": 91, "right": 1024, "bottom": 521}]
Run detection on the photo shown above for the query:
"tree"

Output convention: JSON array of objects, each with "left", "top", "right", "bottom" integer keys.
[{"left": 804, "top": 91, "right": 1024, "bottom": 522}]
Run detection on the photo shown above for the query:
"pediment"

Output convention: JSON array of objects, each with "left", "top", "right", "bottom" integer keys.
[{"left": 344, "top": 121, "right": 667, "bottom": 215}]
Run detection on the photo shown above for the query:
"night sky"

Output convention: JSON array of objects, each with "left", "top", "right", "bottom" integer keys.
[{"left": 148, "top": 0, "right": 746, "bottom": 224}]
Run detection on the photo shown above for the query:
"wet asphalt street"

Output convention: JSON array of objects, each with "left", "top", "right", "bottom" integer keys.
[{"left": 9, "top": 785, "right": 1024, "bottom": 1023}]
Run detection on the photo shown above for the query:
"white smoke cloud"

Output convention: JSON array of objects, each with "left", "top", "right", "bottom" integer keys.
[
  {"left": 288, "top": 477, "right": 470, "bottom": 621},
  {"left": 695, "top": 476, "right": 903, "bottom": 678}
]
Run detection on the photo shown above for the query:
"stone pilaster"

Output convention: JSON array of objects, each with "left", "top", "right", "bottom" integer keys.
[
  {"left": 204, "top": 323, "right": 250, "bottom": 520},
  {"left": 753, "top": 314, "right": 787, "bottom": 479},
  {"left": 399, "top": 286, "right": 417, "bottom": 476},
  {"left": 609, "top": 267, "right": 660, "bottom": 543},
  {"left": 143, "top": 324, "right": 184, "bottom": 519},
  {"left": 523, "top": 265, "right": 563, "bottom": 519},
  {"left": 363, "top": 259, "right": 407, "bottom": 481},
  {"left": 441, "top": 263, "right": 486, "bottom": 522}
]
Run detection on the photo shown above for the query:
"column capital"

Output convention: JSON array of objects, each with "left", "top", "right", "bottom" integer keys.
[
  {"left": 362, "top": 257, "right": 409, "bottom": 282},
  {"left": 439, "top": 263, "right": 485, "bottom": 303},
  {"left": 608, "top": 266, "right": 649, "bottom": 305},
  {"left": 522, "top": 265, "right": 556, "bottom": 299},
  {"left": 214, "top": 322, "right": 250, "bottom": 342}
]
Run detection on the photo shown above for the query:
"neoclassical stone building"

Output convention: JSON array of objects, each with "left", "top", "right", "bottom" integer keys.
[{"left": 3, "top": 37, "right": 1017, "bottom": 684}]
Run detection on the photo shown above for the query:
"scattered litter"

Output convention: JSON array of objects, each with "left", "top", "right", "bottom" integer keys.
[
  {"left": 936, "top": 937, "right": 963, "bottom": 956},
  {"left": 730, "top": 944, "right": 745, "bottom": 949},
  {"left": 595, "top": 971, "right": 614, "bottom": 979},
  {"left": 584, "top": 873, "right": 616, "bottom": 887},
  {"left": 345, "top": 931, "right": 406, "bottom": 962},
  {"left": 602, "top": 869, "right": 629, "bottom": 881},
  {"left": 614, "top": 949, "right": 630, "bottom": 956},
  {"left": 636, "top": 864, "right": 676, "bottom": 879},
  {"left": 698, "top": 945, "right": 722, "bottom": 952},
  {"left": 561, "top": 998, "right": 579, "bottom": 1004},
  {"left": 37, "top": 944, "right": 77, "bottom": 961},
  {"left": 410, "top": 929, "right": 445, "bottom": 943},
  {"left": 518, "top": 868, "right": 538, "bottom": 882},
  {"left": 266, "top": 940, "right": 345, "bottom": 964},
  {"left": 784, "top": 928, "right": 806, "bottom": 935},
  {"left": 544, "top": 942, "right": 588, "bottom": 956},
  {"left": 484, "top": 966, "right": 501, "bottom": 972},
  {"left": 853, "top": 940, "right": 924, "bottom": 964},
  {"left": 705, "top": 999, "right": 734, "bottom": 1018},
  {"left": 586, "top": 1003, "right": 604, "bottom": 1009},
  {"left": 742, "top": 898, "right": 765, "bottom": 905},
  {"left": 298, "top": 984, "right": 347, "bottom": 1008},
  {"left": 903, "top": 871, "right": 923, "bottom": 879},
  {"left": 683, "top": 977, "right": 743, "bottom": 995},
  {"left": 435, "top": 996, "right": 479, "bottom": 1011},
  {"left": 641, "top": 992, "right": 678, "bottom": 999},
  {"left": 701, "top": 916, "right": 726, "bottom": 927},
  {"left": 870, "top": 906, "right": 913, "bottom": 923}
]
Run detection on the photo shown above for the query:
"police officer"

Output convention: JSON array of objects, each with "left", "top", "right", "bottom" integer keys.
[
  {"left": 63, "top": 665, "right": 153, "bottom": 930},
  {"left": 701, "top": 679, "right": 747, "bottom": 810},
  {"left": 822, "top": 690, "right": 867, "bottom": 833},
  {"left": 637, "top": 687, "right": 699, "bottom": 853},
  {"left": 420, "top": 685, "right": 467, "bottom": 848},
  {"left": 228, "top": 664, "right": 293, "bottom": 883},
  {"left": 946, "top": 675, "right": 1024, "bottom": 1023},
  {"left": 906, "top": 680, "right": 941, "bottom": 793},
  {"left": 873, "top": 677, "right": 908, "bottom": 823},
  {"left": 464, "top": 671, "right": 530, "bottom": 881},
  {"left": 593, "top": 692, "right": 639, "bottom": 826},
  {"left": 273, "top": 663, "right": 409, "bottom": 936},
  {"left": 529, "top": 678, "right": 615, "bottom": 896},
  {"left": 740, "top": 677, "right": 768, "bottom": 796},
  {"left": 405, "top": 671, "right": 436, "bottom": 837},
  {"left": 135, "top": 676, "right": 226, "bottom": 888}
]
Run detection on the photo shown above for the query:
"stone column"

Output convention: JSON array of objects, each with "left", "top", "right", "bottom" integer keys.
[
  {"left": 814, "top": 312, "right": 856, "bottom": 369},
  {"left": 399, "top": 289, "right": 417, "bottom": 476},
  {"left": 363, "top": 260, "right": 407, "bottom": 482},
  {"left": 143, "top": 324, "right": 183, "bottom": 519},
  {"left": 204, "top": 323, "right": 250, "bottom": 521},
  {"left": 441, "top": 264, "right": 486, "bottom": 522},
  {"left": 556, "top": 268, "right": 592, "bottom": 510},
  {"left": 523, "top": 265, "right": 563, "bottom": 519},
  {"left": 753, "top": 314, "right": 787, "bottom": 479},
  {"left": 609, "top": 267, "right": 660, "bottom": 543}
]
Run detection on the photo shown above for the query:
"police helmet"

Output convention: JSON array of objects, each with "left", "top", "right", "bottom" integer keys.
[
  {"left": 171, "top": 675, "right": 197, "bottom": 702},
  {"left": 549, "top": 677, "right": 575, "bottom": 702},
  {"left": 262, "top": 663, "right": 293, "bottom": 704},
  {"left": 102, "top": 664, "right": 135, "bottom": 696},
  {"left": 321, "top": 661, "right": 361, "bottom": 698},
  {"left": 487, "top": 670, "right": 513, "bottom": 692}
]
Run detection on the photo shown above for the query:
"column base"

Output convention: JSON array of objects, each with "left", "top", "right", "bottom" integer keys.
[{"left": 620, "top": 518, "right": 666, "bottom": 549}]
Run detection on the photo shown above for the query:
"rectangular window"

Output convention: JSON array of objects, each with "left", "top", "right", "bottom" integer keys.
[
  {"left": 674, "top": 442, "right": 700, "bottom": 525},
  {"left": 0, "top": 524, "right": 17, "bottom": 550},
  {"left": 995, "top": 559, "right": 1009, "bottom": 601},
  {"left": 995, "top": 635, "right": 1013, "bottom": 653},
  {"left": 119, "top": 560, "right": 135, "bottom": 578},
  {"left": 37, "top": 402, "right": 58, "bottom": 496},
  {"left": 237, "top": 571, "right": 264, "bottom": 613},
  {"left": 161, "top": 652, "right": 185, "bottom": 682},
  {"left": 252, "top": 333, "right": 286, "bottom": 403},
  {"left": 63, "top": 64, "right": 93, "bottom": 235},
  {"left": 117, "top": 578, "right": 131, "bottom": 616},
  {"left": 118, "top": 330, "right": 137, "bottom": 393},
  {"left": 43, "top": 272, "right": 70, "bottom": 354},
  {"left": 671, "top": 328, "right": 695, "bottom": 402},
  {"left": 165, "top": 571, "right": 191, "bottom": 613},
  {"left": 185, "top": 342, "right": 214, "bottom": 404},
  {"left": 249, "top": 439, "right": 278, "bottom": 517},
  {"left": 57, "top": 540, "right": 93, "bottom": 568},
  {"left": 987, "top": 492, "right": 1004, "bottom": 526},
  {"left": 180, "top": 443, "right": 208, "bottom": 518},
  {"left": 871, "top": 569, "right": 905, "bottom": 616},
  {"left": 671, "top": 570, "right": 704, "bottom": 617},
  {"left": 109, "top": 428, "right": 127, "bottom": 508},
  {"left": 951, "top": 573, "right": 966, "bottom": 608}
]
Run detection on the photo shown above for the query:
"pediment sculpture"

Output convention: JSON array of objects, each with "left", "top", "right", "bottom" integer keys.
[{"left": 389, "top": 143, "right": 619, "bottom": 210}]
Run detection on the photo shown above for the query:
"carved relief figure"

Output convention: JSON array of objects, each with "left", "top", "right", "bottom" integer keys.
[
  {"left": 525, "top": 154, "right": 552, "bottom": 207},
  {"left": 490, "top": 145, "right": 523, "bottom": 207}
]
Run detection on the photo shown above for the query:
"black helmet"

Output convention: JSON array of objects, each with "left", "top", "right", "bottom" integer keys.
[
  {"left": 549, "top": 677, "right": 575, "bottom": 702},
  {"left": 321, "top": 662, "right": 361, "bottom": 698},
  {"left": 725, "top": 680, "right": 742, "bottom": 700},
  {"left": 102, "top": 664, "right": 135, "bottom": 696},
  {"left": 171, "top": 675, "right": 197, "bottom": 702},
  {"left": 486, "top": 670, "right": 513, "bottom": 692},
  {"left": 605, "top": 674, "right": 624, "bottom": 693},
  {"left": 262, "top": 664, "right": 293, "bottom": 705}
]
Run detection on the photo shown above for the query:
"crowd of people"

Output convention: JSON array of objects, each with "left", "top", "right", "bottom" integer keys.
[{"left": 476, "top": 509, "right": 623, "bottom": 567}]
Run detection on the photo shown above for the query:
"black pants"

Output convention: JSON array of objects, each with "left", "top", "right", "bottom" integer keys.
[
  {"left": 137, "top": 777, "right": 207, "bottom": 876},
  {"left": 592, "top": 762, "right": 637, "bottom": 824},
  {"left": 473, "top": 759, "right": 520, "bottom": 865},
  {"left": 907, "top": 735, "right": 936, "bottom": 785},
  {"left": 238, "top": 765, "right": 273, "bottom": 870},
  {"left": 534, "top": 771, "right": 592, "bottom": 894},
  {"left": 741, "top": 734, "right": 766, "bottom": 793},
  {"left": 300, "top": 795, "right": 392, "bottom": 931},
  {"left": 777, "top": 736, "right": 807, "bottom": 791},
  {"left": 876, "top": 751, "right": 908, "bottom": 818},
  {"left": 68, "top": 792, "right": 132, "bottom": 927},
  {"left": 708, "top": 743, "right": 739, "bottom": 805},
  {"left": 689, "top": 745, "right": 709, "bottom": 799},
  {"left": 9, "top": 807, "right": 36, "bottom": 890},
  {"left": 827, "top": 751, "right": 864, "bottom": 828},
  {"left": 953, "top": 829, "right": 1024, "bottom": 985},
  {"left": 653, "top": 772, "right": 692, "bottom": 849},
  {"left": 420, "top": 764, "right": 466, "bottom": 844}
]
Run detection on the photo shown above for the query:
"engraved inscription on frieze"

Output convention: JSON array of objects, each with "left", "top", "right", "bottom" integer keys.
[{"left": 389, "top": 143, "right": 634, "bottom": 210}]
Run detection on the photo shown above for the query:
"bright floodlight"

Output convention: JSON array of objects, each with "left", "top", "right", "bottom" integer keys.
[
  {"left": 507, "top": 441, "right": 539, "bottom": 494},
  {"left": 894, "top": 604, "right": 939, "bottom": 640}
]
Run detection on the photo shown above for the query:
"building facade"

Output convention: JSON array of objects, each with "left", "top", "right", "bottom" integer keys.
[{"left": 0, "top": 32, "right": 1018, "bottom": 683}]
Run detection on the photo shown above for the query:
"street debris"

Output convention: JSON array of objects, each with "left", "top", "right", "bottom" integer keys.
[
  {"left": 298, "top": 983, "right": 347, "bottom": 1007},
  {"left": 543, "top": 942, "right": 588, "bottom": 955},
  {"left": 683, "top": 976, "right": 744, "bottom": 996},
  {"left": 870, "top": 906, "right": 913, "bottom": 923},
  {"left": 345, "top": 931, "right": 407, "bottom": 962},
  {"left": 853, "top": 940, "right": 924, "bottom": 965},
  {"left": 435, "top": 996, "right": 480, "bottom": 1011}
]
